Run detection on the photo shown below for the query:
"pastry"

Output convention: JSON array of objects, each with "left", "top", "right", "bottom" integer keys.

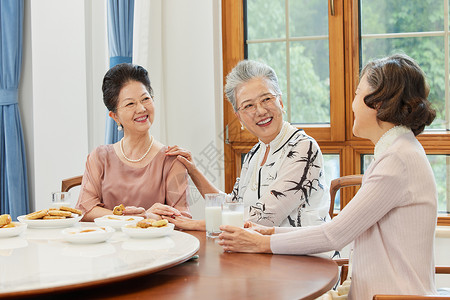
[
  {"left": 136, "top": 218, "right": 155, "bottom": 228},
  {"left": 43, "top": 215, "right": 66, "bottom": 219},
  {"left": 152, "top": 219, "right": 168, "bottom": 227},
  {"left": 113, "top": 204, "right": 125, "bottom": 215},
  {"left": 1, "top": 222, "right": 17, "bottom": 228},
  {"left": 48, "top": 210, "right": 72, "bottom": 217},
  {"left": 0, "top": 214, "right": 12, "bottom": 227},
  {"left": 26, "top": 209, "right": 49, "bottom": 220},
  {"left": 59, "top": 206, "right": 82, "bottom": 215}
]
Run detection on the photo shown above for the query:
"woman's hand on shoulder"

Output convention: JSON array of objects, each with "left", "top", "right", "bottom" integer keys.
[
  {"left": 165, "top": 145, "right": 197, "bottom": 174},
  {"left": 218, "top": 225, "right": 272, "bottom": 253},
  {"left": 162, "top": 215, "right": 205, "bottom": 231},
  {"left": 244, "top": 221, "right": 275, "bottom": 235}
]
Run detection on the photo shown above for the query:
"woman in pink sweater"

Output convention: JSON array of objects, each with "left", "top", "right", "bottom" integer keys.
[{"left": 218, "top": 54, "right": 438, "bottom": 299}]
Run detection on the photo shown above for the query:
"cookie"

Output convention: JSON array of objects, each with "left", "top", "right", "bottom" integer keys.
[
  {"left": 48, "top": 210, "right": 72, "bottom": 217},
  {"left": 43, "top": 215, "right": 66, "bottom": 219},
  {"left": 59, "top": 206, "right": 82, "bottom": 215},
  {"left": 26, "top": 209, "right": 49, "bottom": 220}
]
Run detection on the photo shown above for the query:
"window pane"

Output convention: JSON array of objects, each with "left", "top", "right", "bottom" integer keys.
[
  {"left": 361, "top": 36, "right": 446, "bottom": 129},
  {"left": 361, "top": 0, "right": 444, "bottom": 34},
  {"left": 362, "top": 154, "right": 450, "bottom": 214},
  {"left": 246, "top": 0, "right": 285, "bottom": 40},
  {"left": 290, "top": 40, "right": 330, "bottom": 124},
  {"left": 289, "top": 0, "right": 328, "bottom": 37},
  {"left": 324, "top": 154, "right": 340, "bottom": 211},
  {"left": 247, "top": 42, "right": 287, "bottom": 99}
]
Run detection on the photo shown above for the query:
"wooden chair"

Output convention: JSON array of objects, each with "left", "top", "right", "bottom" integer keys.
[
  {"left": 61, "top": 175, "right": 83, "bottom": 192},
  {"left": 329, "top": 174, "right": 363, "bottom": 219},
  {"left": 328, "top": 175, "right": 450, "bottom": 299}
]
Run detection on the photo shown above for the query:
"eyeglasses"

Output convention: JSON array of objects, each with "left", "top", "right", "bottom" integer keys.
[
  {"left": 237, "top": 94, "right": 278, "bottom": 114},
  {"left": 118, "top": 97, "right": 153, "bottom": 111}
]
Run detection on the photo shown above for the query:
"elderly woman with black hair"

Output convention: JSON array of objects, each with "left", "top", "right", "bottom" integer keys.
[
  {"left": 76, "top": 63, "right": 191, "bottom": 222},
  {"left": 166, "top": 60, "right": 331, "bottom": 231},
  {"left": 218, "top": 54, "right": 438, "bottom": 299}
]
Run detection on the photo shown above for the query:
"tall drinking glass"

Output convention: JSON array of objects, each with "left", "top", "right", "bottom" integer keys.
[
  {"left": 221, "top": 201, "right": 244, "bottom": 227},
  {"left": 205, "top": 193, "right": 224, "bottom": 238}
]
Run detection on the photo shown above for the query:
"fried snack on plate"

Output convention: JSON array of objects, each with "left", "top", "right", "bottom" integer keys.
[
  {"left": 113, "top": 204, "right": 125, "bottom": 215},
  {"left": 59, "top": 206, "right": 82, "bottom": 215},
  {"left": 26, "top": 209, "right": 49, "bottom": 220},
  {"left": 0, "top": 214, "right": 12, "bottom": 227}
]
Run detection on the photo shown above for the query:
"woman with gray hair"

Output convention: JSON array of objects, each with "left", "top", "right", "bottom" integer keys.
[{"left": 165, "top": 60, "right": 330, "bottom": 231}]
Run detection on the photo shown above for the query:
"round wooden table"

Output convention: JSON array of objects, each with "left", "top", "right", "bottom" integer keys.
[{"left": 7, "top": 230, "right": 338, "bottom": 300}]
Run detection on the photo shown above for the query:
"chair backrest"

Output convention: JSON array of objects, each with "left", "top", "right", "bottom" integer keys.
[
  {"left": 329, "top": 174, "right": 363, "bottom": 218},
  {"left": 61, "top": 175, "right": 83, "bottom": 192}
]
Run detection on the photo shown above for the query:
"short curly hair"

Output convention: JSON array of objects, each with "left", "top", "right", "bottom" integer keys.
[{"left": 361, "top": 54, "right": 436, "bottom": 136}]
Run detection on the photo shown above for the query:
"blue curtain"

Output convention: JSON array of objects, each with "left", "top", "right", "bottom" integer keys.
[
  {"left": 104, "top": 0, "right": 135, "bottom": 144},
  {"left": 0, "top": 0, "right": 29, "bottom": 219}
]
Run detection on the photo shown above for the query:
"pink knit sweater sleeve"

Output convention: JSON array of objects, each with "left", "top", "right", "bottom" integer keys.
[{"left": 270, "top": 150, "right": 408, "bottom": 254}]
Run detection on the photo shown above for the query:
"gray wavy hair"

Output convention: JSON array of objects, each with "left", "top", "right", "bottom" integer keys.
[{"left": 224, "top": 60, "right": 282, "bottom": 111}]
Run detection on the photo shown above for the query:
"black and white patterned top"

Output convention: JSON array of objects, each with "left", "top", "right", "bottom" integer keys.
[{"left": 231, "top": 122, "right": 331, "bottom": 227}]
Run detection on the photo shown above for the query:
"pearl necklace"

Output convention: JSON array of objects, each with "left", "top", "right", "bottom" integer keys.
[
  {"left": 249, "top": 123, "right": 290, "bottom": 191},
  {"left": 120, "top": 137, "right": 154, "bottom": 163}
]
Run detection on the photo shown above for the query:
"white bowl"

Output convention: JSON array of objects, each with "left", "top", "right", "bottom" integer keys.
[
  {"left": 0, "top": 222, "right": 27, "bottom": 238},
  {"left": 17, "top": 215, "right": 82, "bottom": 229},
  {"left": 122, "top": 223, "right": 175, "bottom": 239},
  {"left": 62, "top": 226, "right": 115, "bottom": 244},
  {"left": 94, "top": 215, "right": 143, "bottom": 229}
]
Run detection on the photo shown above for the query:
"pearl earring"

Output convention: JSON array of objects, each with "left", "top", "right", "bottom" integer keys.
[
  {"left": 117, "top": 123, "right": 123, "bottom": 131},
  {"left": 241, "top": 123, "right": 244, "bottom": 130}
]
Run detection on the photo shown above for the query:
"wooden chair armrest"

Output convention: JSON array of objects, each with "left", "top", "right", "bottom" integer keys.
[{"left": 61, "top": 175, "right": 83, "bottom": 192}]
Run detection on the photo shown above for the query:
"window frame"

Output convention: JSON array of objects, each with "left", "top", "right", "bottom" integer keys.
[{"left": 221, "top": 0, "right": 450, "bottom": 225}]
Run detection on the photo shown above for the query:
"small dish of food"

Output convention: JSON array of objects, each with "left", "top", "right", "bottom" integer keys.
[
  {"left": 0, "top": 214, "right": 27, "bottom": 238},
  {"left": 122, "top": 218, "right": 174, "bottom": 239},
  {"left": 94, "top": 215, "right": 143, "bottom": 229},
  {"left": 62, "top": 226, "right": 115, "bottom": 244},
  {"left": 17, "top": 207, "right": 83, "bottom": 229}
]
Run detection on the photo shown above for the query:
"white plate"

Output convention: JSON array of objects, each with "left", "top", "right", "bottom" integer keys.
[
  {"left": 0, "top": 223, "right": 27, "bottom": 238},
  {"left": 94, "top": 215, "right": 143, "bottom": 229},
  {"left": 122, "top": 223, "right": 175, "bottom": 239},
  {"left": 17, "top": 215, "right": 82, "bottom": 229},
  {"left": 62, "top": 226, "right": 115, "bottom": 244}
]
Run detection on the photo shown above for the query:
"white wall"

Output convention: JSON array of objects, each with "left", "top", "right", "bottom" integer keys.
[
  {"left": 161, "top": 0, "right": 224, "bottom": 218},
  {"left": 20, "top": 0, "right": 108, "bottom": 210}
]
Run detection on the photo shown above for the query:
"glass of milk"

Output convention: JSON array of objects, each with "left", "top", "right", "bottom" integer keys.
[
  {"left": 51, "top": 192, "right": 71, "bottom": 208},
  {"left": 221, "top": 201, "right": 244, "bottom": 227},
  {"left": 205, "top": 193, "right": 224, "bottom": 238}
]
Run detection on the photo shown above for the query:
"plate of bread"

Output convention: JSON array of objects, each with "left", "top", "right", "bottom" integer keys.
[
  {"left": 62, "top": 226, "right": 115, "bottom": 244},
  {"left": 0, "top": 214, "right": 27, "bottom": 237},
  {"left": 17, "top": 207, "right": 82, "bottom": 228},
  {"left": 122, "top": 218, "right": 174, "bottom": 238}
]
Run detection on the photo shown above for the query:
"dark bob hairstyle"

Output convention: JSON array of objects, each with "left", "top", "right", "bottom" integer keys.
[
  {"left": 102, "top": 63, "right": 153, "bottom": 113},
  {"left": 361, "top": 54, "right": 436, "bottom": 136}
]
